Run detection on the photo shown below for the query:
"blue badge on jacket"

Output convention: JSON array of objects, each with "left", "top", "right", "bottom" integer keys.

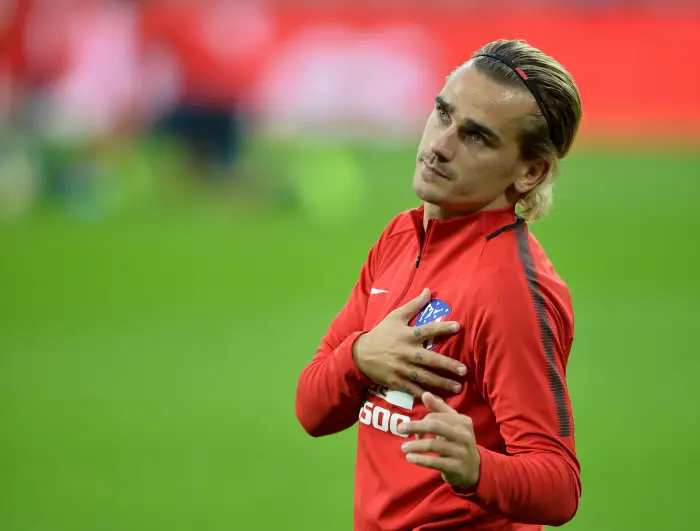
[{"left": 412, "top": 298, "right": 452, "bottom": 351}]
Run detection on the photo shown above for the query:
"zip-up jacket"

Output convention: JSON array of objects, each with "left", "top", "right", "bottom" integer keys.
[{"left": 295, "top": 204, "right": 581, "bottom": 530}]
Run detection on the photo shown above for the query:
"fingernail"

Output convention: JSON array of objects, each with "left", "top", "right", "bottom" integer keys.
[
  {"left": 406, "top": 453, "right": 418, "bottom": 463},
  {"left": 401, "top": 443, "right": 409, "bottom": 452},
  {"left": 457, "top": 365, "right": 466, "bottom": 376},
  {"left": 452, "top": 383, "right": 462, "bottom": 393},
  {"left": 450, "top": 323, "right": 459, "bottom": 332}
]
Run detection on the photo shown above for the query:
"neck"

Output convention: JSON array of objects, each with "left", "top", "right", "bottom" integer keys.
[
  {"left": 422, "top": 198, "right": 516, "bottom": 231},
  {"left": 422, "top": 203, "right": 474, "bottom": 230}
]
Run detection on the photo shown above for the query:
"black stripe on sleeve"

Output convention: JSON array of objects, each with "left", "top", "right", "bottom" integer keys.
[
  {"left": 514, "top": 223, "right": 572, "bottom": 438},
  {"left": 486, "top": 216, "right": 525, "bottom": 241}
]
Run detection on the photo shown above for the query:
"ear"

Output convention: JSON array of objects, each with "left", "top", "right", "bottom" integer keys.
[{"left": 515, "top": 159, "right": 550, "bottom": 195}]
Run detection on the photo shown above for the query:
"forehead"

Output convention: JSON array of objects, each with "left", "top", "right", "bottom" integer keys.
[{"left": 441, "top": 63, "right": 536, "bottom": 136}]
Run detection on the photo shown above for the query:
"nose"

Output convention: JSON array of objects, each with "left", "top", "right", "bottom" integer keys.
[{"left": 429, "top": 126, "right": 456, "bottom": 163}]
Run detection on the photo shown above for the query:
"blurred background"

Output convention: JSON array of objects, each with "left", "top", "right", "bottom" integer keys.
[{"left": 1, "top": 0, "right": 699, "bottom": 529}]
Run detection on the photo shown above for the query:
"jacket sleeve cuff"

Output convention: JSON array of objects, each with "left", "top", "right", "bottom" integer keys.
[
  {"left": 334, "top": 331, "right": 373, "bottom": 392},
  {"left": 450, "top": 445, "right": 498, "bottom": 503}
]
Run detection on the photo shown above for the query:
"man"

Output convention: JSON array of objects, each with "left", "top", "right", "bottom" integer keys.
[{"left": 295, "top": 39, "right": 583, "bottom": 530}]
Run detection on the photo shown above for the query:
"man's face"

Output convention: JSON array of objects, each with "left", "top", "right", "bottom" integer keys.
[{"left": 413, "top": 63, "right": 538, "bottom": 214}]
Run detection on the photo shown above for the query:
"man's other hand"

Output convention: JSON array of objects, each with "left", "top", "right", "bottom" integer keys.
[{"left": 399, "top": 392, "right": 480, "bottom": 490}]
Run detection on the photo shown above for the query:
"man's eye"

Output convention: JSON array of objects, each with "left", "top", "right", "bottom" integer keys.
[
  {"left": 436, "top": 106, "right": 449, "bottom": 120},
  {"left": 470, "top": 132, "right": 486, "bottom": 144}
]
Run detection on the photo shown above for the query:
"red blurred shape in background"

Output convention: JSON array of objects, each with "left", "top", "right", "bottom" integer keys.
[{"left": 2, "top": 0, "right": 699, "bottom": 140}]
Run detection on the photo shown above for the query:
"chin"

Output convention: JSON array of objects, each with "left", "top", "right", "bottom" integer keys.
[{"left": 413, "top": 175, "right": 447, "bottom": 205}]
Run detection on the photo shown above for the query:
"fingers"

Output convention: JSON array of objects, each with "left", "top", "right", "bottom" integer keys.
[
  {"left": 404, "top": 453, "right": 459, "bottom": 472},
  {"left": 412, "top": 349, "right": 467, "bottom": 377},
  {"left": 412, "top": 320, "right": 461, "bottom": 342},
  {"left": 394, "top": 288, "right": 431, "bottom": 320},
  {"left": 395, "top": 380, "right": 424, "bottom": 398},
  {"left": 398, "top": 417, "right": 463, "bottom": 440},
  {"left": 402, "top": 367, "right": 462, "bottom": 394},
  {"left": 422, "top": 391, "right": 457, "bottom": 414},
  {"left": 398, "top": 417, "right": 474, "bottom": 444},
  {"left": 401, "top": 436, "right": 464, "bottom": 458}
]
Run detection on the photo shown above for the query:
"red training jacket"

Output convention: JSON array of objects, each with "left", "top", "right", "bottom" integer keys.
[{"left": 295, "top": 204, "right": 581, "bottom": 530}]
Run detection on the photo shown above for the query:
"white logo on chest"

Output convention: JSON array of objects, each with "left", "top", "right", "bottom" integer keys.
[{"left": 359, "top": 384, "right": 414, "bottom": 438}]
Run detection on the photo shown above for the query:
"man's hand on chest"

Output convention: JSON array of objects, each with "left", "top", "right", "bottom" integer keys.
[{"left": 352, "top": 288, "right": 468, "bottom": 398}]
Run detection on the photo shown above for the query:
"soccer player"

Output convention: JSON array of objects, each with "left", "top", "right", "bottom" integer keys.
[{"left": 295, "top": 39, "right": 583, "bottom": 530}]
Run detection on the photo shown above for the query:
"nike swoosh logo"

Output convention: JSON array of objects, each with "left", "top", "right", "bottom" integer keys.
[{"left": 370, "top": 288, "right": 389, "bottom": 295}]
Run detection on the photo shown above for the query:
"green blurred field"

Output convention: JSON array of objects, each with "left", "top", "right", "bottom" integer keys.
[{"left": 1, "top": 142, "right": 699, "bottom": 530}]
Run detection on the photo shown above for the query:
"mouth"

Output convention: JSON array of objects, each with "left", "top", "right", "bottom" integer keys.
[{"left": 420, "top": 158, "right": 450, "bottom": 180}]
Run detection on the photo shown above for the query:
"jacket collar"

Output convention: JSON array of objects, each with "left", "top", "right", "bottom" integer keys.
[{"left": 409, "top": 203, "right": 520, "bottom": 244}]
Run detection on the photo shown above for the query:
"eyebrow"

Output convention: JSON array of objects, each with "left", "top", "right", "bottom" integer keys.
[{"left": 434, "top": 95, "right": 502, "bottom": 146}]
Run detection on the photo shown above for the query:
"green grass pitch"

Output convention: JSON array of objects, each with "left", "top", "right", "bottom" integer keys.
[{"left": 0, "top": 142, "right": 698, "bottom": 530}]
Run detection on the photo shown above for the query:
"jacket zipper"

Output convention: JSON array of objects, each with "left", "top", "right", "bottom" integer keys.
[{"left": 388, "top": 222, "right": 434, "bottom": 314}]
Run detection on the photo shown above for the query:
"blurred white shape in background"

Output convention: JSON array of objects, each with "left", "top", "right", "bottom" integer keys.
[
  {"left": 256, "top": 23, "right": 438, "bottom": 140},
  {"left": 26, "top": 0, "right": 140, "bottom": 141}
]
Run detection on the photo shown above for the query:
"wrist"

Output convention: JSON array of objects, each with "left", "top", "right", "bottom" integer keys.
[
  {"left": 351, "top": 332, "right": 368, "bottom": 371},
  {"left": 450, "top": 445, "right": 487, "bottom": 501},
  {"left": 334, "top": 331, "right": 373, "bottom": 391}
]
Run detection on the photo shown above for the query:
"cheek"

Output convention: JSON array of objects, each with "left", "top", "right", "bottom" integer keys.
[
  {"left": 454, "top": 149, "right": 509, "bottom": 190},
  {"left": 453, "top": 146, "right": 482, "bottom": 176},
  {"left": 418, "top": 116, "right": 440, "bottom": 149}
]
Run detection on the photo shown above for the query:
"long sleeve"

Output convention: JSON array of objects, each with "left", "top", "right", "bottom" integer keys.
[
  {"left": 455, "top": 264, "right": 581, "bottom": 526},
  {"left": 294, "top": 239, "right": 380, "bottom": 437}
]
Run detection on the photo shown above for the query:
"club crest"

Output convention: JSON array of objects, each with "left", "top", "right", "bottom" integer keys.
[{"left": 411, "top": 298, "right": 452, "bottom": 350}]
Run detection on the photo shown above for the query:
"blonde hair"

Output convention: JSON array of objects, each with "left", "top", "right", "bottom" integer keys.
[{"left": 470, "top": 40, "right": 583, "bottom": 221}]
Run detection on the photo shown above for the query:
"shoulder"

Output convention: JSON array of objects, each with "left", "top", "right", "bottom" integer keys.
[
  {"left": 371, "top": 207, "right": 417, "bottom": 251},
  {"left": 469, "top": 222, "right": 574, "bottom": 342},
  {"left": 380, "top": 208, "right": 416, "bottom": 242},
  {"left": 361, "top": 207, "right": 417, "bottom": 271},
  {"left": 477, "top": 220, "right": 570, "bottom": 294}
]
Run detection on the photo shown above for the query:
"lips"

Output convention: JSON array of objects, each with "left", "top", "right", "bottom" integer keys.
[{"left": 420, "top": 158, "right": 450, "bottom": 180}]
